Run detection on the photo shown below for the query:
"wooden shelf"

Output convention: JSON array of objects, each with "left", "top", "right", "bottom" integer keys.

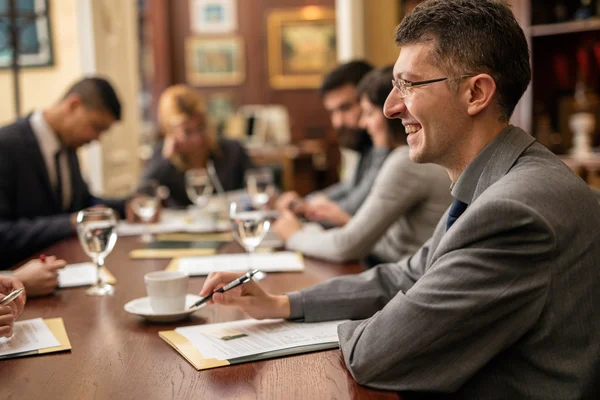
[{"left": 530, "top": 18, "right": 600, "bottom": 37}]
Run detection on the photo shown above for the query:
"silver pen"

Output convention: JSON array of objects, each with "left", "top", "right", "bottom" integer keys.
[
  {"left": 189, "top": 269, "right": 260, "bottom": 309},
  {"left": 0, "top": 287, "right": 24, "bottom": 306}
]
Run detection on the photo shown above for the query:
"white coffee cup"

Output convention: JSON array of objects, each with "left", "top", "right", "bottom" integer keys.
[{"left": 144, "top": 271, "right": 188, "bottom": 313}]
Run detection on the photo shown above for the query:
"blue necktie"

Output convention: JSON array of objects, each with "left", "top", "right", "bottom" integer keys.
[{"left": 446, "top": 199, "right": 468, "bottom": 230}]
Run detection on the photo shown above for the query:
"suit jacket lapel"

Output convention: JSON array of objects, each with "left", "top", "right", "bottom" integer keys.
[{"left": 20, "top": 117, "right": 61, "bottom": 209}]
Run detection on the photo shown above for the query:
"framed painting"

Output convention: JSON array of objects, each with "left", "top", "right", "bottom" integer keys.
[
  {"left": 267, "top": 7, "right": 337, "bottom": 89},
  {"left": 185, "top": 36, "right": 245, "bottom": 86},
  {"left": 0, "top": 0, "right": 53, "bottom": 68},
  {"left": 190, "top": 0, "right": 237, "bottom": 34}
]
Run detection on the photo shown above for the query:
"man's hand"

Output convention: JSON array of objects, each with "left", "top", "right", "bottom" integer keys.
[
  {"left": 200, "top": 271, "right": 291, "bottom": 320},
  {"left": 13, "top": 256, "right": 66, "bottom": 297},
  {"left": 272, "top": 210, "right": 303, "bottom": 241},
  {"left": 275, "top": 191, "right": 301, "bottom": 212},
  {"left": 305, "top": 199, "right": 351, "bottom": 227},
  {"left": 0, "top": 276, "right": 26, "bottom": 337}
]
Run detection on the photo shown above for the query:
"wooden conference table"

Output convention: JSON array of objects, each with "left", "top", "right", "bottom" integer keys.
[{"left": 0, "top": 236, "right": 399, "bottom": 400}]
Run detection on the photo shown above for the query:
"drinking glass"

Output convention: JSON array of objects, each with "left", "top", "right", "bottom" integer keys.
[
  {"left": 185, "top": 168, "right": 214, "bottom": 209},
  {"left": 76, "top": 207, "right": 118, "bottom": 296},
  {"left": 245, "top": 168, "right": 276, "bottom": 209},
  {"left": 131, "top": 180, "right": 160, "bottom": 243},
  {"left": 230, "top": 201, "right": 270, "bottom": 270}
]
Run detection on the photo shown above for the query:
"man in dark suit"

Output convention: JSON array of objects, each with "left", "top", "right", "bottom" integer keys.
[
  {"left": 0, "top": 77, "right": 126, "bottom": 269},
  {"left": 199, "top": 1, "right": 600, "bottom": 398}
]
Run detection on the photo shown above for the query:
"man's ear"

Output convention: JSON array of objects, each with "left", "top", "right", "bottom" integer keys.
[
  {"left": 465, "top": 74, "right": 496, "bottom": 116},
  {"left": 63, "top": 93, "right": 83, "bottom": 112}
]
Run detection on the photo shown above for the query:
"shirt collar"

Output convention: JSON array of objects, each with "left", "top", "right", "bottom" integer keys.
[
  {"left": 451, "top": 125, "right": 515, "bottom": 204},
  {"left": 30, "top": 110, "right": 62, "bottom": 154}
]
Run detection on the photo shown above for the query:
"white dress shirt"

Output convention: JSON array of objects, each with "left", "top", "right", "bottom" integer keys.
[{"left": 30, "top": 110, "right": 72, "bottom": 211}]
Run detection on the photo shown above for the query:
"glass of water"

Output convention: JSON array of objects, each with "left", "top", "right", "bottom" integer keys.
[
  {"left": 245, "top": 168, "right": 276, "bottom": 209},
  {"left": 76, "top": 207, "right": 118, "bottom": 296},
  {"left": 230, "top": 201, "right": 270, "bottom": 256},
  {"left": 131, "top": 180, "right": 160, "bottom": 243},
  {"left": 185, "top": 168, "right": 214, "bottom": 209}
]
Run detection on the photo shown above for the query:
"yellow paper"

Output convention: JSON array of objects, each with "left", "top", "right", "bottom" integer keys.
[
  {"left": 129, "top": 248, "right": 216, "bottom": 259},
  {"left": 101, "top": 266, "right": 117, "bottom": 284},
  {"left": 159, "top": 330, "right": 230, "bottom": 370},
  {"left": 157, "top": 232, "right": 233, "bottom": 242},
  {"left": 39, "top": 318, "right": 72, "bottom": 354},
  {"left": 165, "top": 258, "right": 179, "bottom": 272}
]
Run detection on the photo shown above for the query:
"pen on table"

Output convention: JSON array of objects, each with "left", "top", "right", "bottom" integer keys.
[
  {"left": 0, "top": 287, "right": 24, "bottom": 306},
  {"left": 190, "top": 269, "right": 261, "bottom": 309}
]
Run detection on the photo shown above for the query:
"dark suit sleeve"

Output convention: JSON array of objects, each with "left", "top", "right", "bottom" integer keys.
[{"left": 0, "top": 147, "right": 74, "bottom": 264}]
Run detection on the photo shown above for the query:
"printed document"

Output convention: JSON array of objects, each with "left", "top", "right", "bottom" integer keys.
[
  {"left": 58, "top": 263, "right": 110, "bottom": 288},
  {"left": 177, "top": 252, "right": 304, "bottom": 276},
  {"left": 175, "top": 319, "right": 347, "bottom": 360},
  {"left": 0, "top": 318, "right": 60, "bottom": 356}
]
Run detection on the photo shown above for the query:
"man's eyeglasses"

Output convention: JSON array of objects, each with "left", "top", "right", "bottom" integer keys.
[{"left": 391, "top": 75, "right": 473, "bottom": 98}]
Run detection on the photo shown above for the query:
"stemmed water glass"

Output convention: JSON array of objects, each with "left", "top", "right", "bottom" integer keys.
[
  {"left": 229, "top": 201, "right": 270, "bottom": 271},
  {"left": 245, "top": 168, "right": 276, "bottom": 210},
  {"left": 130, "top": 180, "right": 160, "bottom": 243},
  {"left": 185, "top": 168, "right": 214, "bottom": 209},
  {"left": 76, "top": 207, "right": 118, "bottom": 296}
]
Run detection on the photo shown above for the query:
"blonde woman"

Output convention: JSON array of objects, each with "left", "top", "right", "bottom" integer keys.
[{"left": 142, "top": 85, "right": 253, "bottom": 207}]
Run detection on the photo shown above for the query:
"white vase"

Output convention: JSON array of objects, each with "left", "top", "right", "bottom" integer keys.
[{"left": 569, "top": 112, "right": 595, "bottom": 157}]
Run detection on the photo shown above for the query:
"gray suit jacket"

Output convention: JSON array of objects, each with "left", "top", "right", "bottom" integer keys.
[
  {"left": 0, "top": 117, "right": 125, "bottom": 269},
  {"left": 288, "top": 126, "right": 600, "bottom": 399}
]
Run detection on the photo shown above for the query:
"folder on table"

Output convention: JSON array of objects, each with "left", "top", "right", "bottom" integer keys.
[
  {"left": 159, "top": 319, "right": 346, "bottom": 371},
  {"left": 129, "top": 240, "right": 223, "bottom": 259},
  {"left": 0, "top": 318, "right": 72, "bottom": 360}
]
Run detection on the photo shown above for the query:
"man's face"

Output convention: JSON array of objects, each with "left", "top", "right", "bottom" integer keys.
[
  {"left": 384, "top": 43, "right": 469, "bottom": 167},
  {"left": 323, "top": 84, "right": 371, "bottom": 151},
  {"left": 61, "top": 97, "right": 116, "bottom": 148},
  {"left": 322, "top": 84, "right": 361, "bottom": 132}
]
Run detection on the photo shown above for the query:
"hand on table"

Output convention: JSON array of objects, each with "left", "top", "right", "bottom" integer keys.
[
  {"left": 13, "top": 256, "right": 66, "bottom": 297},
  {"left": 304, "top": 199, "right": 351, "bottom": 227},
  {"left": 199, "top": 271, "right": 291, "bottom": 320},
  {"left": 272, "top": 209, "right": 303, "bottom": 241}
]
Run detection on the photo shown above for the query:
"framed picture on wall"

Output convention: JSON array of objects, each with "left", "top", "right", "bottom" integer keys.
[
  {"left": 267, "top": 7, "right": 337, "bottom": 89},
  {"left": 185, "top": 36, "right": 245, "bottom": 86},
  {"left": 190, "top": 0, "right": 237, "bottom": 34},
  {"left": 0, "top": 0, "right": 53, "bottom": 68}
]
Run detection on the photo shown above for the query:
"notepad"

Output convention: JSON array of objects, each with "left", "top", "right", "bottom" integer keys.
[
  {"left": 160, "top": 318, "right": 348, "bottom": 370},
  {"left": 57, "top": 263, "right": 117, "bottom": 288},
  {"left": 0, "top": 317, "right": 69, "bottom": 359},
  {"left": 172, "top": 252, "right": 304, "bottom": 276}
]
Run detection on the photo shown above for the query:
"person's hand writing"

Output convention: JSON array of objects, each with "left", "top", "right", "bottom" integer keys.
[
  {"left": 13, "top": 256, "right": 66, "bottom": 297},
  {"left": 305, "top": 199, "right": 351, "bottom": 227},
  {"left": 272, "top": 209, "right": 303, "bottom": 241},
  {"left": 0, "top": 276, "right": 26, "bottom": 333},
  {"left": 199, "top": 271, "right": 291, "bottom": 320}
]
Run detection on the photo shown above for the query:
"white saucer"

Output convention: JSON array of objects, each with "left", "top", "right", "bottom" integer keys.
[{"left": 124, "top": 294, "right": 206, "bottom": 323}]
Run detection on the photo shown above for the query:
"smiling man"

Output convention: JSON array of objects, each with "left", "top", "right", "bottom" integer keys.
[
  {"left": 199, "top": 1, "right": 600, "bottom": 398},
  {"left": 0, "top": 77, "right": 126, "bottom": 269}
]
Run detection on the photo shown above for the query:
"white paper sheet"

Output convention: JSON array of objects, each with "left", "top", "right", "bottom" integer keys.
[
  {"left": 0, "top": 318, "right": 60, "bottom": 356},
  {"left": 177, "top": 252, "right": 304, "bottom": 276},
  {"left": 176, "top": 319, "right": 346, "bottom": 360},
  {"left": 117, "top": 208, "right": 231, "bottom": 237},
  {"left": 58, "top": 262, "right": 106, "bottom": 288}
]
